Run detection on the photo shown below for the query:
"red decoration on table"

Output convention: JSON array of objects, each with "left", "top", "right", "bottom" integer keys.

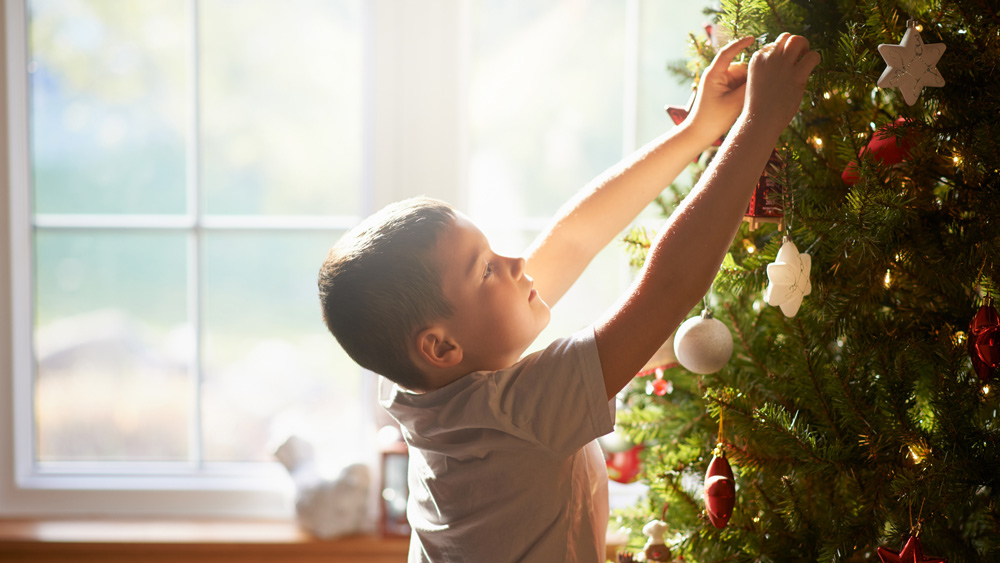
[
  {"left": 745, "top": 149, "right": 785, "bottom": 230},
  {"left": 968, "top": 297, "right": 999, "bottom": 381},
  {"left": 877, "top": 535, "right": 947, "bottom": 563},
  {"left": 703, "top": 452, "right": 735, "bottom": 528},
  {"left": 842, "top": 117, "right": 915, "bottom": 185},
  {"left": 606, "top": 444, "right": 644, "bottom": 484}
]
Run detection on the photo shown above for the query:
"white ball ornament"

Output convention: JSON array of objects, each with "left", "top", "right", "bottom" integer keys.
[{"left": 673, "top": 308, "right": 734, "bottom": 374}]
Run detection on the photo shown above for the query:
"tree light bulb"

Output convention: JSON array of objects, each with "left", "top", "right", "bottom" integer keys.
[
  {"left": 883, "top": 269, "right": 892, "bottom": 288},
  {"left": 953, "top": 331, "right": 966, "bottom": 345},
  {"left": 984, "top": 385, "right": 991, "bottom": 396},
  {"left": 908, "top": 444, "right": 928, "bottom": 464}
]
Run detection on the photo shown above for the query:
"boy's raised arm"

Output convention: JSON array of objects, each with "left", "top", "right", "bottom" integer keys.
[
  {"left": 595, "top": 33, "right": 820, "bottom": 399},
  {"left": 523, "top": 36, "right": 755, "bottom": 308}
]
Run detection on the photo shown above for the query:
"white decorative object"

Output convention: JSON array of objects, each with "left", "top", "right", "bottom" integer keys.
[
  {"left": 642, "top": 519, "right": 672, "bottom": 561},
  {"left": 673, "top": 308, "right": 734, "bottom": 375},
  {"left": 877, "top": 20, "right": 946, "bottom": 106},
  {"left": 765, "top": 237, "right": 812, "bottom": 317},
  {"left": 274, "top": 435, "right": 371, "bottom": 539}
]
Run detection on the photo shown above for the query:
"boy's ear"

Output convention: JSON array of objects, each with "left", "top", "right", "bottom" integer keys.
[{"left": 414, "top": 327, "right": 463, "bottom": 369}]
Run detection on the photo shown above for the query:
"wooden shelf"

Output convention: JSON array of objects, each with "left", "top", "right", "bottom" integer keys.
[{"left": 0, "top": 518, "right": 409, "bottom": 563}]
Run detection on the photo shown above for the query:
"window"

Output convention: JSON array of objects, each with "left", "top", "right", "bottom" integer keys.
[{"left": 2, "top": 0, "right": 708, "bottom": 517}]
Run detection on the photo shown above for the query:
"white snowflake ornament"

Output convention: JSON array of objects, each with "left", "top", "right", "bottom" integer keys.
[
  {"left": 877, "top": 20, "right": 946, "bottom": 106},
  {"left": 765, "top": 237, "right": 811, "bottom": 317}
]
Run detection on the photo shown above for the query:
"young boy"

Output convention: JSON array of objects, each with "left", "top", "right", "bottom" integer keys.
[{"left": 319, "top": 33, "right": 819, "bottom": 562}]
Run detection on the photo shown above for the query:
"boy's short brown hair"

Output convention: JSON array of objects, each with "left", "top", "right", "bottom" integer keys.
[{"left": 318, "top": 197, "right": 456, "bottom": 390}]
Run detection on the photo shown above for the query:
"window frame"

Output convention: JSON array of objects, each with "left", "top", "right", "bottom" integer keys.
[{"left": 1, "top": 0, "right": 470, "bottom": 517}]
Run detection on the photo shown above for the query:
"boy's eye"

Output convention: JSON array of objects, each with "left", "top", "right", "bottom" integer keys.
[{"left": 483, "top": 262, "right": 494, "bottom": 279}]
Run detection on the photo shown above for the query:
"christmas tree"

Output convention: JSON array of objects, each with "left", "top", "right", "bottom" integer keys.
[{"left": 612, "top": 0, "right": 1000, "bottom": 561}]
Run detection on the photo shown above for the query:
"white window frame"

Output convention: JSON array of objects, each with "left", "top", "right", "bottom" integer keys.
[{"left": 1, "top": 0, "right": 469, "bottom": 518}]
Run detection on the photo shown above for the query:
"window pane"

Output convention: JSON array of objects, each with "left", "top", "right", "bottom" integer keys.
[
  {"left": 201, "top": 232, "right": 363, "bottom": 462},
  {"left": 467, "top": 0, "right": 625, "bottom": 221},
  {"left": 636, "top": 0, "right": 710, "bottom": 147},
  {"left": 29, "top": 0, "right": 189, "bottom": 215},
  {"left": 34, "top": 231, "right": 190, "bottom": 461},
  {"left": 200, "top": 0, "right": 364, "bottom": 216}
]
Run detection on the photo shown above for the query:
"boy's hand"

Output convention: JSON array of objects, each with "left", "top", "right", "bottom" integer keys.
[
  {"left": 743, "top": 33, "right": 820, "bottom": 136},
  {"left": 687, "top": 36, "right": 754, "bottom": 146}
]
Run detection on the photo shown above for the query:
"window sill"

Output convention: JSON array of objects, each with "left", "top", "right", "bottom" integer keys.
[{"left": 0, "top": 518, "right": 409, "bottom": 562}]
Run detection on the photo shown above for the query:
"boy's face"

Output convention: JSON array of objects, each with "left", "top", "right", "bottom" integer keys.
[{"left": 432, "top": 213, "right": 551, "bottom": 371}]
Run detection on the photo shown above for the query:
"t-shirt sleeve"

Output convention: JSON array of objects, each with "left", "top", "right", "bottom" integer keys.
[{"left": 489, "top": 326, "right": 615, "bottom": 458}]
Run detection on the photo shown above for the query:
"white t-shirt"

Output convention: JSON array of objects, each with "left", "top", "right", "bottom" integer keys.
[{"left": 381, "top": 327, "right": 616, "bottom": 562}]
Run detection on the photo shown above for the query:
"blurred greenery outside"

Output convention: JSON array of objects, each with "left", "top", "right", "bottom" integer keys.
[{"left": 27, "top": 0, "right": 707, "bottom": 465}]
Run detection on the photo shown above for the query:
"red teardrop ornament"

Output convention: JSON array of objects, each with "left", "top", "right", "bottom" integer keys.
[
  {"left": 703, "top": 454, "right": 735, "bottom": 528},
  {"left": 968, "top": 299, "right": 1000, "bottom": 382}
]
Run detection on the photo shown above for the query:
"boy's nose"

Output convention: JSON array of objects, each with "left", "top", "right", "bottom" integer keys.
[{"left": 509, "top": 256, "right": 526, "bottom": 279}]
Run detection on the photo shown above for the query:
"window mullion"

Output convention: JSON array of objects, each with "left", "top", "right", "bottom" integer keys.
[
  {"left": 4, "top": 0, "right": 37, "bottom": 489},
  {"left": 187, "top": 0, "right": 204, "bottom": 471},
  {"left": 368, "top": 0, "right": 464, "bottom": 210}
]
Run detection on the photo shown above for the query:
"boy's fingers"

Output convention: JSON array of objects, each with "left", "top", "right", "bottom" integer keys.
[
  {"left": 798, "top": 49, "right": 822, "bottom": 77},
  {"left": 709, "top": 35, "right": 754, "bottom": 72},
  {"left": 726, "top": 61, "right": 749, "bottom": 81},
  {"left": 783, "top": 35, "right": 812, "bottom": 60},
  {"left": 773, "top": 32, "right": 791, "bottom": 50}
]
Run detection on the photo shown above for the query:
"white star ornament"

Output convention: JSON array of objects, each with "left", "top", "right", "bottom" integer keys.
[
  {"left": 877, "top": 24, "right": 946, "bottom": 106},
  {"left": 765, "top": 238, "right": 812, "bottom": 317}
]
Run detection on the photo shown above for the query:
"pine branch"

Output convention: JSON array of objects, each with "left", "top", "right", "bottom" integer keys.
[{"left": 792, "top": 317, "right": 845, "bottom": 442}]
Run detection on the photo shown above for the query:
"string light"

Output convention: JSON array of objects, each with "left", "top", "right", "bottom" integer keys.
[
  {"left": 811, "top": 136, "right": 824, "bottom": 148},
  {"left": 823, "top": 91, "right": 832, "bottom": 100},
  {"left": 908, "top": 441, "right": 931, "bottom": 464},
  {"left": 883, "top": 269, "right": 893, "bottom": 288},
  {"left": 953, "top": 330, "right": 966, "bottom": 345},
  {"left": 742, "top": 239, "right": 757, "bottom": 253},
  {"left": 984, "top": 385, "right": 991, "bottom": 396}
]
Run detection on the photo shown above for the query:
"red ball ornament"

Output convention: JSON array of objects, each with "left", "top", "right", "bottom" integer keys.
[
  {"left": 703, "top": 453, "right": 735, "bottom": 528},
  {"left": 877, "top": 535, "right": 947, "bottom": 563},
  {"left": 842, "top": 117, "right": 915, "bottom": 185},
  {"left": 968, "top": 298, "right": 1000, "bottom": 381},
  {"left": 606, "top": 444, "right": 644, "bottom": 484}
]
